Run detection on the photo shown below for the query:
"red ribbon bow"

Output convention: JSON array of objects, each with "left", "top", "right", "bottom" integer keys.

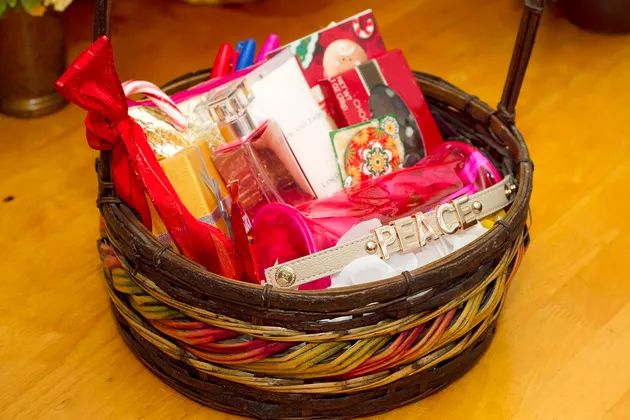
[{"left": 56, "top": 36, "right": 243, "bottom": 279}]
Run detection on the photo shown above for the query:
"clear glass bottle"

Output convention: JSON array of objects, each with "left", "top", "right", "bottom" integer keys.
[{"left": 203, "top": 79, "right": 316, "bottom": 218}]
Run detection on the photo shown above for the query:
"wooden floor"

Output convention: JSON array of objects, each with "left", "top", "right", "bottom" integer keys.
[{"left": 1, "top": 0, "right": 629, "bottom": 418}]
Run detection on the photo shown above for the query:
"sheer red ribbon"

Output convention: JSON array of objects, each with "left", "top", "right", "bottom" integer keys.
[{"left": 56, "top": 36, "right": 242, "bottom": 279}]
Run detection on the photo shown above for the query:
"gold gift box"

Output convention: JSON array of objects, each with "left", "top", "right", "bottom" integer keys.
[{"left": 148, "top": 140, "right": 230, "bottom": 239}]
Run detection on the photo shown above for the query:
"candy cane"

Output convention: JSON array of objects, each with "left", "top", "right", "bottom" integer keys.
[
  {"left": 123, "top": 80, "right": 188, "bottom": 131},
  {"left": 352, "top": 16, "right": 375, "bottom": 40}
]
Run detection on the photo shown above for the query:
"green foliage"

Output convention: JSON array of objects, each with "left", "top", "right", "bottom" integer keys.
[
  {"left": 1, "top": 0, "right": 18, "bottom": 14},
  {"left": 0, "top": 0, "right": 19, "bottom": 17},
  {"left": 20, "top": 0, "right": 41, "bottom": 12},
  {"left": 0, "top": 0, "right": 43, "bottom": 17}
]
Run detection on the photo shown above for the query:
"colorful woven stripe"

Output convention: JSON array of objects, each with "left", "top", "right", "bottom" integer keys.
[{"left": 98, "top": 230, "right": 526, "bottom": 391}]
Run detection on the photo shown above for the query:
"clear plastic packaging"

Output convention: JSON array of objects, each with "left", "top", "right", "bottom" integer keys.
[{"left": 251, "top": 141, "right": 501, "bottom": 289}]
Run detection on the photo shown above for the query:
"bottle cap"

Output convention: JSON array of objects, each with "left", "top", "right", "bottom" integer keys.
[{"left": 205, "top": 79, "right": 257, "bottom": 143}]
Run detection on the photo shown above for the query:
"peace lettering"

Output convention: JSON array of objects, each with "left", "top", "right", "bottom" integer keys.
[{"left": 373, "top": 195, "right": 479, "bottom": 259}]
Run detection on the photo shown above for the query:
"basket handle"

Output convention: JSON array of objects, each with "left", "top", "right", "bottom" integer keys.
[
  {"left": 92, "top": 0, "right": 543, "bottom": 122},
  {"left": 498, "top": 0, "right": 544, "bottom": 124},
  {"left": 93, "top": 0, "right": 110, "bottom": 40}
]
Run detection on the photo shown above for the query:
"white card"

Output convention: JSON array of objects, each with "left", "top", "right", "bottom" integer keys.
[{"left": 245, "top": 51, "right": 342, "bottom": 198}]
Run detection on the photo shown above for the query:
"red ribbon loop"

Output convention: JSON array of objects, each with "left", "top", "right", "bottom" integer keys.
[
  {"left": 85, "top": 113, "right": 125, "bottom": 150},
  {"left": 56, "top": 36, "right": 243, "bottom": 279}
]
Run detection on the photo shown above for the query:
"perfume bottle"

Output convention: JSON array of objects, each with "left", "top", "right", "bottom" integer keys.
[{"left": 204, "top": 79, "right": 316, "bottom": 218}]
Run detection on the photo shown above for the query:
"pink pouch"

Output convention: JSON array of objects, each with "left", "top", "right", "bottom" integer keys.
[{"left": 251, "top": 141, "right": 502, "bottom": 289}]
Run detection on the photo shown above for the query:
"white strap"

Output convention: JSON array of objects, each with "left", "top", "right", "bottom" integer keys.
[{"left": 265, "top": 176, "right": 517, "bottom": 288}]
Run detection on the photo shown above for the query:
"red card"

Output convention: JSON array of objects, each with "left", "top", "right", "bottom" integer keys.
[{"left": 321, "top": 49, "right": 444, "bottom": 160}]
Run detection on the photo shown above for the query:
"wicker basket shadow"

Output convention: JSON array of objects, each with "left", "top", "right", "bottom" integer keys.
[{"left": 93, "top": 0, "right": 542, "bottom": 418}]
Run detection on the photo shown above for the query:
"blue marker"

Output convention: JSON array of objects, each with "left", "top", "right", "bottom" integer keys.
[
  {"left": 235, "top": 39, "right": 256, "bottom": 71},
  {"left": 235, "top": 40, "right": 246, "bottom": 55}
]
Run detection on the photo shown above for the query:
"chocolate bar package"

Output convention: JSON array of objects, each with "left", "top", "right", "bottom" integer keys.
[
  {"left": 148, "top": 140, "right": 231, "bottom": 242},
  {"left": 322, "top": 49, "right": 444, "bottom": 165},
  {"left": 278, "top": 9, "right": 386, "bottom": 86}
]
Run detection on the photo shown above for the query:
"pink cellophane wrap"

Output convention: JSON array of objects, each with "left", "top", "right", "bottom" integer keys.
[{"left": 251, "top": 141, "right": 501, "bottom": 289}]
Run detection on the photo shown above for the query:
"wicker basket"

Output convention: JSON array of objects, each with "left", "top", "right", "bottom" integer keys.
[{"left": 92, "top": 0, "right": 542, "bottom": 418}]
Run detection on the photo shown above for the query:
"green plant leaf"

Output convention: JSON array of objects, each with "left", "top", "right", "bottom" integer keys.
[
  {"left": 0, "top": 1, "right": 7, "bottom": 17},
  {"left": 8, "top": 0, "right": 18, "bottom": 8},
  {"left": 20, "top": 0, "right": 40, "bottom": 12}
]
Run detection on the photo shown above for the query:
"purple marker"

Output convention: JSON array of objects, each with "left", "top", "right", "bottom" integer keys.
[{"left": 256, "top": 33, "right": 280, "bottom": 63}]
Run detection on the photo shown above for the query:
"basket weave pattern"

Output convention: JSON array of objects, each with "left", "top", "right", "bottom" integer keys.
[
  {"left": 91, "top": 0, "right": 540, "bottom": 415},
  {"left": 96, "top": 69, "right": 534, "bottom": 417},
  {"left": 101, "top": 234, "right": 525, "bottom": 391}
]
